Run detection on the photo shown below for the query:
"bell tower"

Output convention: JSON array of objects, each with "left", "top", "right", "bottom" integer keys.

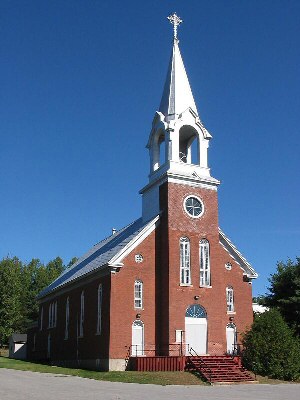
[{"left": 140, "top": 13, "right": 219, "bottom": 222}]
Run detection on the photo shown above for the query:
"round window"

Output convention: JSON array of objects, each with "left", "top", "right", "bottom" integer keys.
[{"left": 184, "top": 196, "right": 204, "bottom": 218}]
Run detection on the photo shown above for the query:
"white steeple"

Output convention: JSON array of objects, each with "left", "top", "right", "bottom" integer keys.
[
  {"left": 140, "top": 13, "right": 219, "bottom": 222},
  {"left": 159, "top": 37, "right": 198, "bottom": 120}
]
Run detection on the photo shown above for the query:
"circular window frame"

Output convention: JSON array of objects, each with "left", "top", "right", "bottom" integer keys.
[{"left": 183, "top": 195, "right": 204, "bottom": 219}]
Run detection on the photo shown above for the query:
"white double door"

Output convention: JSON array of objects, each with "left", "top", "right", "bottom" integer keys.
[{"left": 185, "top": 317, "right": 207, "bottom": 355}]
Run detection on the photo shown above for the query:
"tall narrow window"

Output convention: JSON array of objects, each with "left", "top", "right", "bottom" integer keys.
[
  {"left": 134, "top": 280, "right": 143, "bottom": 309},
  {"left": 200, "top": 239, "right": 211, "bottom": 286},
  {"left": 40, "top": 306, "right": 43, "bottom": 331},
  {"left": 79, "top": 291, "right": 84, "bottom": 337},
  {"left": 180, "top": 237, "right": 191, "bottom": 285},
  {"left": 65, "top": 297, "right": 70, "bottom": 340},
  {"left": 226, "top": 286, "right": 234, "bottom": 312},
  {"left": 48, "top": 304, "right": 52, "bottom": 328},
  {"left": 97, "top": 284, "right": 103, "bottom": 334},
  {"left": 54, "top": 301, "right": 57, "bottom": 327}
]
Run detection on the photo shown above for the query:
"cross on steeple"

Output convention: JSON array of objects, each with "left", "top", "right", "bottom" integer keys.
[{"left": 167, "top": 12, "right": 183, "bottom": 40}]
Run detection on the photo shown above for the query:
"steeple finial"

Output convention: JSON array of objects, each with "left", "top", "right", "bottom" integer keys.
[{"left": 167, "top": 12, "right": 183, "bottom": 40}]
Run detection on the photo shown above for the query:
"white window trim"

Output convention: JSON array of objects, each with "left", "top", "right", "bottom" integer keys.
[
  {"left": 79, "top": 291, "right": 84, "bottom": 338},
  {"left": 65, "top": 297, "right": 69, "bottom": 340},
  {"left": 226, "top": 286, "right": 234, "bottom": 312},
  {"left": 180, "top": 237, "right": 191, "bottom": 285},
  {"left": 134, "top": 280, "right": 143, "bottom": 309},
  {"left": 183, "top": 195, "right": 204, "bottom": 219},
  {"left": 200, "top": 239, "right": 211, "bottom": 287},
  {"left": 96, "top": 284, "right": 103, "bottom": 334},
  {"left": 40, "top": 306, "right": 43, "bottom": 331}
]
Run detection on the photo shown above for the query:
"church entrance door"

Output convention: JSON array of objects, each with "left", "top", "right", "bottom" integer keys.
[
  {"left": 131, "top": 320, "right": 144, "bottom": 356},
  {"left": 185, "top": 305, "right": 207, "bottom": 355},
  {"left": 226, "top": 323, "right": 237, "bottom": 354}
]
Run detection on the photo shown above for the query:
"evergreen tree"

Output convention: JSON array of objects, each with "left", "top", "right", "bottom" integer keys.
[
  {"left": 242, "top": 309, "right": 300, "bottom": 380},
  {"left": 0, "top": 257, "right": 23, "bottom": 344}
]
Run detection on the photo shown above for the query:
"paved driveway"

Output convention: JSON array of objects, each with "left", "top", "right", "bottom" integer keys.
[{"left": 0, "top": 368, "right": 299, "bottom": 400}]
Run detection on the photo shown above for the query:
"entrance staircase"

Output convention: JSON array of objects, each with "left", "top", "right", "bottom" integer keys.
[{"left": 186, "top": 355, "right": 256, "bottom": 384}]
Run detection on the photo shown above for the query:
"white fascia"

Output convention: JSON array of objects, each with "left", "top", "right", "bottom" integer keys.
[
  {"left": 219, "top": 228, "right": 258, "bottom": 279},
  {"left": 108, "top": 215, "right": 160, "bottom": 266}
]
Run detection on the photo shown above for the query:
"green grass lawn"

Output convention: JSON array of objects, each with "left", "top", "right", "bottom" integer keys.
[
  {"left": 0, "top": 356, "right": 206, "bottom": 385},
  {"left": 1, "top": 357, "right": 297, "bottom": 385}
]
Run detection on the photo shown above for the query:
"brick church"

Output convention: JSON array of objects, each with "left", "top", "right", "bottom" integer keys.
[{"left": 28, "top": 14, "right": 258, "bottom": 371}]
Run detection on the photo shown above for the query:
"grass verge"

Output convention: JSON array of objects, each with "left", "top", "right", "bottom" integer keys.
[{"left": 0, "top": 357, "right": 206, "bottom": 385}]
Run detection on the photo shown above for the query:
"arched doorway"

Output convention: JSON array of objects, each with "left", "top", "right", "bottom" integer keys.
[
  {"left": 185, "top": 304, "right": 207, "bottom": 355},
  {"left": 131, "top": 320, "right": 144, "bottom": 356},
  {"left": 226, "top": 323, "right": 237, "bottom": 354}
]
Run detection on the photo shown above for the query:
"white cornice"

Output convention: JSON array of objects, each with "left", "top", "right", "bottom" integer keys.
[
  {"left": 109, "top": 215, "right": 160, "bottom": 265},
  {"left": 219, "top": 228, "right": 258, "bottom": 279}
]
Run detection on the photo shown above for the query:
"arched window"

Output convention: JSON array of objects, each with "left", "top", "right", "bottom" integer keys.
[
  {"left": 65, "top": 297, "right": 69, "bottom": 340},
  {"left": 40, "top": 306, "right": 43, "bottom": 331},
  {"left": 200, "top": 239, "right": 210, "bottom": 286},
  {"left": 226, "top": 286, "right": 234, "bottom": 312},
  {"left": 134, "top": 280, "right": 143, "bottom": 309},
  {"left": 97, "top": 284, "right": 103, "bottom": 334},
  {"left": 180, "top": 237, "right": 191, "bottom": 285},
  {"left": 54, "top": 301, "right": 57, "bottom": 327},
  {"left": 79, "top": 291, "right": 84, "bottom": 337},
  {"left": 48, "top": 304, "right": 51, "bottom": 328},
  {"left": 185, "top": 304, "right": 207, "bottom": 318}
]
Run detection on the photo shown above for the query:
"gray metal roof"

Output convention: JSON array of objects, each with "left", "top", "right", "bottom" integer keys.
[
  {"left": 38, "top": 217, "right": 152, "bottom": 299},
  {"left": 11, "top": 333, "right": 27, "bottom": 343}
]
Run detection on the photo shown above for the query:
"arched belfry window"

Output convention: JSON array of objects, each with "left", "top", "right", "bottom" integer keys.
[
  {"left": 152, "top": 131, "right": 166, "bottom": 171},
  {"left": 180, "top": 237, "right": 191, "bottom": 285},
  {"left": 200, "top": 239, "right": 210, "bottom": 287},
  {"left": 185, "top": 304, "right": 207, "bottom": 318},
  {"left": 179, "top": 125, "right": 199, "bottom": 165}
]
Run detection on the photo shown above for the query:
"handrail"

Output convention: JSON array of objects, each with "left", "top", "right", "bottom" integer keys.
[
  {"left": 125, "top": 343, "right": 183, "bottom": 358},
  {"left": 188, "top": 347, "right": 212, "bottom": 384}
]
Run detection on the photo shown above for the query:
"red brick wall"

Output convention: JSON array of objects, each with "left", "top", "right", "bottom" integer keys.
[
  {"left": 28, "top": 273, "right": 111, "bottom": 364},
  {"left": 109, "top": 229, "right": 157, "bottom": 359},
  {"left": 158, "top": 181, "right": 253, "bottom": 354}
]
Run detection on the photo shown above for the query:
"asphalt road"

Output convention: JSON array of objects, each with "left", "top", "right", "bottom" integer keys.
[{"left": 0, "top": 368, "right": 299, "bottom": 400}]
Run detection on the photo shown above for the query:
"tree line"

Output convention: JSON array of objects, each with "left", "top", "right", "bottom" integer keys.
[{"left": 0, "top": 256, "right": 77, "bottom": 345}]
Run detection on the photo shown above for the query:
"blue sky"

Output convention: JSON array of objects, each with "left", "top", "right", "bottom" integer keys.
[{"left": 1, "top": 1, "right": 299, "bottom": 296}]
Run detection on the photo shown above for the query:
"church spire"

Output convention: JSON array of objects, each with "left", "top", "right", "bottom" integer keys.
[{"left": 159, "top": 13, "right": 198, "bottom": 121}]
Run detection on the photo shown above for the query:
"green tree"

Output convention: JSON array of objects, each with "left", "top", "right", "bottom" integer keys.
[
  {"left": 0, "top": 257, "right": 23, "bottom": 344},
  {"left": 242, "top": 309, "right": 300, "bottom": 380},
  {"left": 67, "top": 257, "right": 79, "bottom": 268},
  {"left": 21, "top": 257, "right": 65, "bottom": 325},
  {"left": 265, "top": 258, "right": 300, "bottom": 335}
]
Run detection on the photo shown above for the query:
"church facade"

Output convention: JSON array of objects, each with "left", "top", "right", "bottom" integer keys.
[{"left": 27, "top": 14, "right": 257, "bottom": 371}]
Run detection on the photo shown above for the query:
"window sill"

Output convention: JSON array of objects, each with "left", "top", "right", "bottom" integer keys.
[
  {"left": 179, "top": 284, "right": 193, "bottom": 287},
  {"left": 227, "top": 311, "right": 236, "bottom": 315},
  {"left": 95, "top": 332, "right": 102, "bottom": 336},
  {"left": 200, "top": 285, "right": 212, "bottom": 288}
]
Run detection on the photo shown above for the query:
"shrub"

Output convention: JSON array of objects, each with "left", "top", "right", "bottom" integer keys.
[{"left": 242, "top": 309, "right": 300, "bottom": 380}]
